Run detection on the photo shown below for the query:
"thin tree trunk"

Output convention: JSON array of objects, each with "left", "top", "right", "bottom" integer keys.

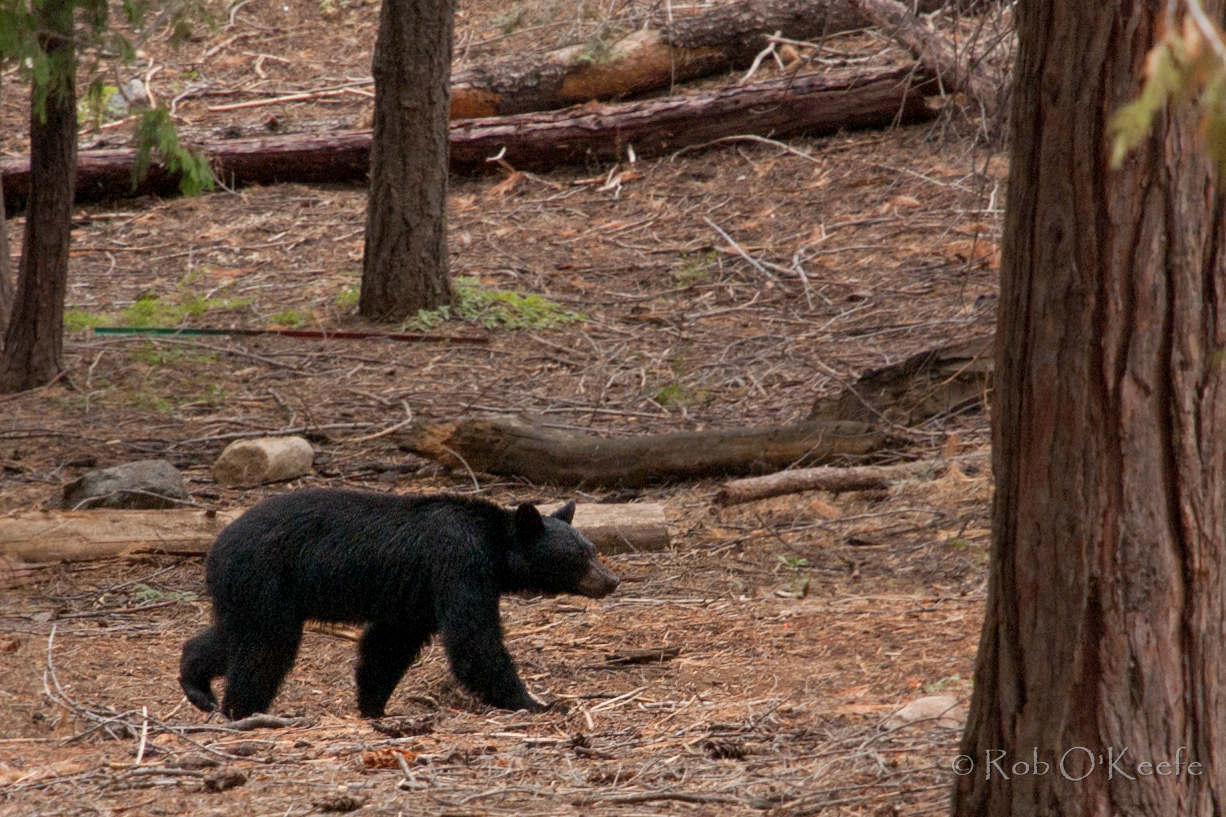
[
  {"left": 952, "top": 1, "right": 1226, "bottom": 814},
  {"left": 0, "top": 73, "right": 12, "bottom": 340},
  {"left": 0, "top": 70, "right": 12, "bottom": 336},
  {"left": 0, "top": 0, "right": 76, "bottom": 393},
  {"left": 360, "top": 0, "right": 456, "bottom": 322}
]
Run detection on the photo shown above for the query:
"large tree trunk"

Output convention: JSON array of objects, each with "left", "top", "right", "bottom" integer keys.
[
  {"left": 952, "top": 2, "right": 1226, "bottom": 815},
  {"left": 360, "top": 0, "right": 456, "bottom": 322},
  {"left": 0, "top": 0, "right": 76, "bottom": 393}
]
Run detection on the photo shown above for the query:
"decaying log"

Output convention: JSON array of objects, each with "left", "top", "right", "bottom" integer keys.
[
  {"left": 453, "top": 0, "right": 946, "bottom": 117},
  {"left": 851, "top": 0, "right": 1007, "bottom": 114},
  {"left": 809, "top": 335, "right": 993, "bottom": 426},
  {"left": 2, "top": 65, "right": 931, "bottom": 209},
  {"left": 0, "top": 503, "right": 668, "bottom": 564},
  {"left": 394, "top": 415, "right": 896, "bottom": 488}
]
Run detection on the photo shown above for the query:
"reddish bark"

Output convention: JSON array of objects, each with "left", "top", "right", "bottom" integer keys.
[
  {"left": 1, "top": 65, "right": 930, "bottom": 209},
  {"left": 952, "top": 1, "right": 1226, "bottom": 814},
  {"left": 0, "top": 0, "right": 77, "bottom": 393}
]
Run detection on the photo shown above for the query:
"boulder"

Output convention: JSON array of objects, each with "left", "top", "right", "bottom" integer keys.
[{"left": 60, "top": 460, "right": 190, "bottom": 510}]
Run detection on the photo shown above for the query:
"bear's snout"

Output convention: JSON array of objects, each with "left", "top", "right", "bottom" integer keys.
[{"left": 577, "top": 557, "right": 620, "bottom": 598}]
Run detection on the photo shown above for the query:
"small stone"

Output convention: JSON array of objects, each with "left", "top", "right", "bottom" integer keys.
[
  {"left": 105, "top": 78, "right": 150, "bottom": 117},
  {"left": 59, "top": 460, "right": 189, "bottom": 510},
  {"left": 213, "top": 436, "right": 315, "bottom": 487},
  {"left": 884, "top": 695, "right": 965, "bottom": 729}
]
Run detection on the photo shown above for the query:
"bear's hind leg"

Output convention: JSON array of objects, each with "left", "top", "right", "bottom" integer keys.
[
  {"left": 355, "top": 620, "right": 431, "bottom": 718},
  {"left": 219, "top": 622, "right": 303, "bottom": 720},
  {"left": 179, "top": 626, "right": 227, "bottom": 712}
]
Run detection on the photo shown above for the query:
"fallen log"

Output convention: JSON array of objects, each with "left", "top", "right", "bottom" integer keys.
[
  {"left": 2, "top": 65, "right": 932, "bottom": 209},
  {"left": 851, "top": 0, "right": 1007, "bottom": 114},
  {"left": 809, "top": 335, "right": 993, "bottom": 426},
  {"left": 716, "top": 459, "right": 941, "bottom": 505},
  {"left": 0, "top": 502, "right": 668, "bottom": 563},
  {"left": 394, "top": 415, "right": 896, "bottom": 488},
  {"left": 452, "top": 0, "right": 947, "bottom": 117}
]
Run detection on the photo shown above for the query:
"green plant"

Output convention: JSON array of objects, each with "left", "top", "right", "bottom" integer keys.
[
  {"left": 112, "top": 291, "right": 252, "bottom": 328},
  {"left": 674, "top": 251, "right": 717, "bottom": 287},
  {"left": 402, "top": 278, "right": 585, "bottom": 332},
  {"left": 77, "top": 83, "right": 118, "bottom": 125},
  {"left": 64, "top": 309, "right": 109, "bottom": 332},
  {"left": 270, "top": 309, "right": 308, "bottom": 328},
  {"left": 777, "top": 555, "right": 810, "bottom": 597},
  {"left": 654, "top": 381, "right": 709, "bottom": 406},
  {"left": 779, "top": 554, "right": 810, "bottom": 573},
  {"left": 334, "top": 285, "right": 360, "bottom": 308}
]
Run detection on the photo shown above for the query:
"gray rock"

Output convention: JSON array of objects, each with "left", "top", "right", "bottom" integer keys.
[
  {"left": 60, "top": 460, "right": 190, "bottom": 510},
  {"left": 106, "top": 78, "right": 151, "bottom": 118}
]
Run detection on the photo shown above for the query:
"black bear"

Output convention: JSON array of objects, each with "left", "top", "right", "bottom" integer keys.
[{"left": 179, "top": 489, "right": 619, "bottom": 719}]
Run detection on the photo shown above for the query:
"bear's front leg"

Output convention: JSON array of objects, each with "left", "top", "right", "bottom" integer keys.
[
  {"left": 438, "top": 599, "right": 545, "bottom": 712},
  {"left": 355, "top": 620, "right": 432, "bottom": 718}
]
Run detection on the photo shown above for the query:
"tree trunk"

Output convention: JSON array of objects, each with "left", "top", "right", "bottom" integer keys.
[
  {"left": 360, "top": 0, "right": 456, "bottom": 323},
  {"left": 0, "top": 0, "right": 76, "bottom": 393},
  {"left": 451, "top": 0, "right": 946, "bottom": 117},
  {"left": 0, "top": 73, "right": 12, "bottom": 340},
  {"left": 2, "top": 64, "right": 930, "bottom": 209},
  {"left": 952, "top": 2, "right": 1226, "bottom": 815}
]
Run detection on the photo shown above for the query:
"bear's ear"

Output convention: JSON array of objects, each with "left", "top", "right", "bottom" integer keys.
[
  {"left": 551, "top": 500, "right": 577, "bottom": 524},
  {"left": 514, "top": 503, "right": 546, "bottom": 543}
]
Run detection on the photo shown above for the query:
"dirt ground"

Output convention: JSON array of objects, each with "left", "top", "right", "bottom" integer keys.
[{"left": 1, "top": 0, "right": 1005, "bottom": 814}]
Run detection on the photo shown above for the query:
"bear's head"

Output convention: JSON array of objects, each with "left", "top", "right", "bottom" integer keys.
[{"left": 508, "top": 501, "right": 620, "bottom": 599}]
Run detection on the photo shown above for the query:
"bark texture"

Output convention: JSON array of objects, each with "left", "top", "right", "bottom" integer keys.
[
  {"left": 0, "top": 73, "right": 12, "bottom": 340},
  {"left": 0, "top": 0, "right": 76, "bottom": 392},
  {"left": 360, "top": 0, "right": 456, "bottom": 322},
  {"left": 394, "top": 415, "right": 894, "bottom": 488},
  {"left": 952, "top": 2, "right": 1226, "bottom": 815},
  {"left": 451, "top": 0, "right": 945, "bottom": 117},
  {"left": 1, "top": 65, "right": 929, "bottom": 209}
]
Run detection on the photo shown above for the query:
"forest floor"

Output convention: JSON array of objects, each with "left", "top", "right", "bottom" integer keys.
[{"left": 1, "top": 0, "right": 1005, "bottom": 814}]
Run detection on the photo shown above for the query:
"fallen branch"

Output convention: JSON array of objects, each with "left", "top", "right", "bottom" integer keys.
[
  {"left": 716, "top": 460, "right": 942, "bottom": 505},
  {"left": 851, "top": 0, "right": 1007, "bottom": 114},
  {"left": 394, "top": 415, "right": 898, "bottom": 488},
  {"left": 3, "top": 65, "right": 931, "bottom": 209}
]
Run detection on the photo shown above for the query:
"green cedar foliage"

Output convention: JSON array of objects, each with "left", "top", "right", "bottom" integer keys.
[
  {"left": 0, "top": 0, "right": 214, "bottom": 196},
  {"left": 1110, "top": 8, "right": 1226, "bottom": 175}
]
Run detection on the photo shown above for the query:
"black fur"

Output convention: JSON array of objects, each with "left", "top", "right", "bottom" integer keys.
[{"left": 179, "top": 489, "right": 619, "bottom": 719}]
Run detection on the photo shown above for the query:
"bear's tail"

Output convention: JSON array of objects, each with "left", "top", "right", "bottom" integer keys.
[{"left": 179, "top": 627, "right": 227, "bottom": 713}]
